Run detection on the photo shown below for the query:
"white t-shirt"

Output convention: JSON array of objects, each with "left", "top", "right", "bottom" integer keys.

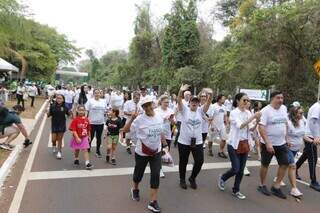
[
  {"left": 306, "top": 102, "right": 320, "bottom": 138},
  {"left": 208, "top": 103, "right": 227, "bottom": 130},
  {"left": 85, "top": 98, "right": 107, "bottom": 125},
  {"left": 105, "top": 93, "right": 111, "bottom": 106},
  {"left": 64, "top": 90, "right": 75, "bottom": 103},
  {"left": 228, "top": 108, "right": 253, "bottom": 149},
  {"left": 131, "top": 114, "right": 164, "bottom": 156},
  {"left": 16, "top": 86, "right": 26, "bottom": 95},
  {"left": 28, "top": 86, "right": 38, "bottom": 97},
  {"left": 259, "top": 105, "right": 288, "bottom": 146},
  {"left": 201, "top": 104, "right": 209, "bottom": 133},
  {"left": 224, "top": 99, "right": 233, "bottom": 112},
  {"left": 287, "top": 119, "right": 305, "bottom": 151},
  {"left": 123, "top": 100, "right": 140, "bottom": 121},
  {"left": 55, "top": 89, "right": 64, "bottom": 96},
  {"left": 178, "top": 105, "right": 204, "bottom": 145},
  {"left": 155, "top": 107, "right": 174, "bottom": 140},
  {"left": 176, "top": 99, "right": 189, "bottom": 122}
]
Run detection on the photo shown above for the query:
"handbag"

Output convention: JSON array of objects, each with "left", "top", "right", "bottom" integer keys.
[
  {"left": 236, "top": 140, "right": 250, "bottom": 154},
  {"left": 141, "top": 141, "right": 158, "bottom": 156},
  {"left": 23, "top": 93, "right": 28, "bottom": 100}
]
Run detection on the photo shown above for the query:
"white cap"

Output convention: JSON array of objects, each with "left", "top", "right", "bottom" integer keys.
[
  {"left": 292, "top": 101, "right": 300, "bottom": 107},
  {"left": 140, "top": 96, "right": 154, "bottom": 107}
]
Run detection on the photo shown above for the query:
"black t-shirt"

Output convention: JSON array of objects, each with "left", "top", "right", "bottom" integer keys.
[
  {"left": 106, "top": 117, "right": 123, "bottom": 136},
  {"left": 48, "top": 103, "right": 69, "bottom": 128}
]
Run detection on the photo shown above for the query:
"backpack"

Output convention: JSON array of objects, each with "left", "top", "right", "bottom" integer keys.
[{"left": 0, "top": 106, "right": 9, "bottom": 134}]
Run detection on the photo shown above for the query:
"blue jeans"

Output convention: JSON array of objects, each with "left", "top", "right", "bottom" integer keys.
[{"left": 221, "top": 144, "right": 248, "bottom": 193}]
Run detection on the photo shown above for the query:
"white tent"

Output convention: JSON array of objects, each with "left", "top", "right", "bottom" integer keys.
[{"left": 0, "top": 58, "right": 19, "bottom": 72}]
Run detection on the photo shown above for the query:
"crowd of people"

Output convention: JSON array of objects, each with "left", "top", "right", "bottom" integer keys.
[{"left": 1, "top": 82, "right": 320, "bottom": 213}]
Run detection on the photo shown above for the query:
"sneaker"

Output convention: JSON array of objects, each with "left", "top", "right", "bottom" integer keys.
[
  {"left": 160, "top": 169, "right": 165, "bottom": 178},
  {"left": 218, "top": 152, "right": 228, "bottom": 159},
  {"left": 111, "top": 158, "right": 116, "bottom": 165},
  {"left": 86, "top": 163, "right": 93, "bottom": 170},
  {"left": 257, "top": 185, "right": 271, "bottom": 196},
  {"left": 126, "top": 147, "right": 132, "bottom": 155},
  {"left": 273, "top": 177, "right": 286, "bottom": 186},
  {"left": 106, "top": 155, "right": 110, "bottom": 163},
  {"left": 218, "top": 175, "right": 225, "bottom": 191},
  {"left": 203, "top": 143, "right": 206, "bottom": 149},
  {"left": 244, "top": 167, "right": 250, "bottom": 176},
  {"left": 0, "top": 144, "right": 13, "bottom": 151},
  {"left": 180, "top": 181, "right": 187, "bottom": 190},
  {"left": 95, "top": 152, "right": 102, "bottom": 158},
  {"left": 271, "top": 186, "right": 287, "bottom": 199},
  {"left": 23, "top": 139, "right": 32, "bottom": 148},
  {"left": 208, "top": 150, "right": 214, "bottom": 157},
  {"left": 74, "top": 159, "right": 80, "bottom": 165},
  {"left": 131, "top": 188, "right": 140, "bottom": 201},
  {"left": 290, "top": 188, "right": 303, "bottom": 197},
  {"left": 56, "top": 151, "right": 62, "bottom": 159},
  {"left": 7, "top": 144, "right": 15, "bottom": 149},
  {"left": 188, "top": 177, "right": 197, "bottom": 189},
  {"left": 232, "top": 191, "right": 246, "bottom": 200},
  {"left": 148, "top": 201, "right": 161, "bottom": 213},
  {"left": 310, "top": 182, "right": 320, "bottom": 192},
  {"left": 52, "top": 146, "right": 57, "bottom": 153}
]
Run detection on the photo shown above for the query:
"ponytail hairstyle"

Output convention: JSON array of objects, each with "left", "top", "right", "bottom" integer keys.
[{"left": 233, "top": 92, "right": 247, "bottom": 108}]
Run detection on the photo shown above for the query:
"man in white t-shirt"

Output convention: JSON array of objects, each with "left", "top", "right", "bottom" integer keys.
[
  {"left": 28, "top": 83, "right": 38, "bottom": 107},
  {"left": 296, "top": 102, "right": 320, "bottom": 192},
  {"left": 123, "top": 91, "right": 141, "bottom": 154},
  {"left": 258, "top": 91, "right": 289, "bottom": 199},
  {"left": 207, "top": 95, "right": 228, "bottom": 158},
  {"left": 174, "top": 90, "right": 191, "bottom": 147},
  {"left": 224, "top": 95, "right": 233, "bottom": 116},
  {"left": 64, "top": 85, "right": 75, "bottom": 111}
]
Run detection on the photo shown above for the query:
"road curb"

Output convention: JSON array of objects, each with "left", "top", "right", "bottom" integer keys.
[{"left": 0, "top": 99, "right": 49, "bottom": 191}]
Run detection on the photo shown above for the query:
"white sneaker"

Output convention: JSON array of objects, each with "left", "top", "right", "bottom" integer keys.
[
  {"left": 244, "top": 167, "right": 250, "bottom": 176},
  {"left": 290, "top": 188, "right": 303, "bottom": 197},
  {"left": 160, "top": 169, "right": 165, "bottom": 178},
  {"left": 232, "top": 191, "right": 246, "bottom": 200},
  {"left": 56, "top": 151, "right": 62, "bottom": 159},
  {"left": 273, "top": 177, "right": 286, "bottom": 186},
  {"left": 52, "top": 146, "right": 57, "bottom": 153}
]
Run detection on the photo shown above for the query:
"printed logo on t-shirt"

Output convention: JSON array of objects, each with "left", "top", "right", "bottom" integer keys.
[
  {"left": 270, "top": 117, "right": 287, "bottom": 125},
  {"left": 187, "top": 119, "right": 201, "bottom": 128}
]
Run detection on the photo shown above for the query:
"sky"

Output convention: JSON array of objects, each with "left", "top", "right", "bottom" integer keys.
[{"left": 23, "top": 0, "right": 228, "bottom": 60}]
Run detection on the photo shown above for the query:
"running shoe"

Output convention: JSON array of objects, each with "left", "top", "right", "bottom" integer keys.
[
  {"left": 56, "top": 151, "right": 62, "bottom": 159},
  {"left": 131, "top": 188, "right": 140, "bottom": 201},
  {"left": 95, "top": 152, "right": 102, "bottom": 158},
  {"left": 271, "top": 186, "right": 287, "bottom": 199},
  {"left": 7, "top": 144, "right": 15, "bottom": 149},
  {"left": 273, "top": 177, "right": 286, "bottom": 186},
  {"left": 0, "top": 144, "right": 12, "bottom": 151},
  {"left": 257, "top": 185, "right": 271, "bottom": 196},
  {"left": 106, "top": 155, "right": 110, "bottom": 163},
  {"left": 189, "top": 177, "right": 197, "bottom": 189},
  {"left": 218, "top": 175, "right": 225, "bottom": 191},
  {"left": 126, "top": 147, "right": 132, "bottom": 155},
  {"left": 74, "top": 159, "right": 80, "bottom": 165},
  {"left": 310, "top": 182, "right": 320, "bottom": 192},
  {"left": 23, "top": 139, "right": 32, "bottom": 148},
  {"left": 180, "top": 181, "right": 187, "bottom": 190},
  {"left": 160, "top": 169, "right": 165, "bottom": 178},
  {"left": 208, "top": 150, "right": 214, "bottom": 157},
  {"left": 218, "top": 152, "right": 228, "bottom": 159},
  {"left": 290, "top": 188, "right": 303, "bottom": 197},
  {"left": 232, "top": 191, "right": 246, "bottom": 200},
  {"left": 52, "top": 146, "right": 57, "bottom": 153},
  {"left": 244, "top": 167, "right": 250, "bottom": 176},
  {"left": 86, "top": 163, "right": 93, "bottom": 170},
  {"left": 148, "top": 200, "right": 161, "bottom": 213},
  {"left": 111, "top": 158, "right": 116, "bottom": 165}
]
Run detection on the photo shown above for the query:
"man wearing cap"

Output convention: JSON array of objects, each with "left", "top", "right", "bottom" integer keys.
[{"left": 0, "top": 105, "right": 32, "bottom": 150}]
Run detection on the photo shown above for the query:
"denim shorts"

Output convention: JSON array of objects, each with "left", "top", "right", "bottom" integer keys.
[{"left": 287, "top": 149, "right": 298, "bottom": 165}]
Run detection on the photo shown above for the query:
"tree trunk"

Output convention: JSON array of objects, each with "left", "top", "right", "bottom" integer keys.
[{"left": 5, "top": 48, "right": 28, "bottom": 80}]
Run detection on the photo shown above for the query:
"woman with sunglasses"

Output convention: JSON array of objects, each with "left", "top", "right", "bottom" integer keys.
[
  {"left": 177, "top": 85, "right": 212, "bottom": 190},
  {"left": 218, "top": 93, "right": 261, "bottom": 199}
]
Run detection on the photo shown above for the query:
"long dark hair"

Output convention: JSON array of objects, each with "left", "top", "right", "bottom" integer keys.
[
  {"left": 233, "top": 93, "right": 247, "bottom": 108},
  {"left": 78, "top": 85, "right": 87, "bottom": 105},
  {"left": 289, "top": 106, "right": 301, "bottom": 127}
]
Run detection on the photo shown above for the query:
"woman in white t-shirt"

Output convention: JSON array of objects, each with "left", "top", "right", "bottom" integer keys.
[
  {"left": 123, "top": 96, "right": 168, "bottom": 213},
  {"left": 16, "top": 82, "right": 26, "bottom": 109},
  {"left": 177, "top": 85, "right": 212, "bottom": 190},
  {"left": 218, "top": 92, "right": 261, "bottom": 200},
  {"left": 85, "top": 89, "right": 107, "bottom": 158}
]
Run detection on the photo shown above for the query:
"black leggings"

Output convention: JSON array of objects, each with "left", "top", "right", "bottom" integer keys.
[
  {"left": 90, "top": 124, "right": 104, "bottom": 153},
  {"left": 16, "top": 94, "right": 24, "bottom": 109},
  {"left": 178, "top": 143, "right": 204, "bottom": 182},
  {"left": 174, "top": 121, "right": 182, "bottom": 145},
  {"left": 296, "top": 140, "right": 318, "bottom": 184},
  {"left": 133, "top": 152, "right": 161, "bottom": 189},
  {"left": 30, "top": 96, "right": 35, "bottom": 107}
]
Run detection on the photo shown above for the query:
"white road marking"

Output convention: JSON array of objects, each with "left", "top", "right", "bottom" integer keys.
[
  {"left": 296, "top": 179, "right": 310, "bottom": 186},
  {"left": 8, "top": 115, "right": 47, "bottom": 213},
  {"left": 28, "top": 160, "right": 267, "bottom": 181}
]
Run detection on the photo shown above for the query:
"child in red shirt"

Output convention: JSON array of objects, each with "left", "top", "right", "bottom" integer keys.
[{"left": 69, "top": 105, "right": 93, "bottom": 170}]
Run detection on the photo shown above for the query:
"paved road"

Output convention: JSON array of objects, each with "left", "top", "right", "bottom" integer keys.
[{"left": 1, "top": 115, "right": 320, "bottom": 213}]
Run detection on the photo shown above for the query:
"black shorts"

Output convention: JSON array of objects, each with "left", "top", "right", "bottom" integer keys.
[
  {"left": 51, "top": 125, "right": 66, "bottom": 133},
  {"left": 260, "top": 143, "right": 289, "bottom": 166}
]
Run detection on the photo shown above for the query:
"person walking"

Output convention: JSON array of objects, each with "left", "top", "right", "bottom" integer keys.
[
  {"left": 177, "top": 85, "right": 212, "bottom": 190},
  {"left": 257, "top": 91, "right": 289, "bottom": 199},
  {"left": 28, "top": 82, "right": 38, "bottom": 107},
  {"left": 69, "top": 105, "right": 93, "bottom": 170},
  {"left": 218, "top": 93, "right": 261, "bottom": 199},
  {"left": 123, "top": 96, "right": 169, "bottom": 213},
  {"left": 296, "top": 101, "right": 320, "bottom": 192},
  {"left": 85, "top": 89, "right": 107, "bottom": 158},
  {"left": 47, "top": 94, "right": 71, "bottom": 159},
  {"left": 16, "top": 82, "right": 26, "bottom": 110}
]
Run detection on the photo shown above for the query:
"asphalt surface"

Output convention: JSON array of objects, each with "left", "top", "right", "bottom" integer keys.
[{"left": 1, "top": 115, "right": 320, "bottom": 213}]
